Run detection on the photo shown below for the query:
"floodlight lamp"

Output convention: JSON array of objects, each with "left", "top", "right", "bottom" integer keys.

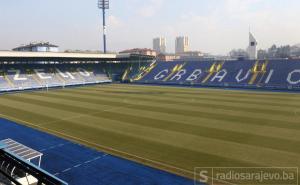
[{"left": 98, "top": 0, "right": 109, "bottom": 9}]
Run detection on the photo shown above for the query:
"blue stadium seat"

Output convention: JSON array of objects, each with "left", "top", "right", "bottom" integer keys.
[{"left": 133, "top": 60, "right": 300, "bottom": 90}]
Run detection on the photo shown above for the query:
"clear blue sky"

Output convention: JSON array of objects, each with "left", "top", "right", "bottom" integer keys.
[{"left": 0, "top": 0, "right": 300, "bottom": 54}]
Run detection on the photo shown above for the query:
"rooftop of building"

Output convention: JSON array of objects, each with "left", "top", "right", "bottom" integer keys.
[
  {"left": 13, "top": 42, "right": 59, "bottom": 50},
  {"left": 120, "top": 48, "right": 156, "bottom": 53}
]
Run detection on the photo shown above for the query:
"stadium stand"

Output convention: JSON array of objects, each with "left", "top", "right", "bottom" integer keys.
[
  {"left": 0, "top": 51, "right": 155, "bottom": 92},
  {"left": 122, "top": 61, "right": 155, "bottom": 82},
  {"left": 0, "top": 72, "right": 11, "bottom": 91},
  {"left": 132, "top": 60, "right": 300, "bottom": 90},
  {"left": 2, "top": 59, "right": 300, "bottom": 92},
  {"left": 0, "top": 64, "right": 111, "bottom": 92}
]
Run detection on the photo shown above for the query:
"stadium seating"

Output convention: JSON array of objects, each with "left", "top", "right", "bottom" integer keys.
[
  {"left": 0, "top": 71, "right": 12, "bottom": 91},
  {"left": 0, "top": 65, "right": 111, "bottom": 92},
  {"left": 122, "top": 62, "right": 156, "bottom": 82},
  {"left": 132, "top": 59, "right": 300, "bottom": 90},
  {"left": 3, "top": 60, "right": 300, "bottom": 92}
]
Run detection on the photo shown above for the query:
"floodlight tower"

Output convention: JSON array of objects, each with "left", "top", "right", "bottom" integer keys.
[{"left": 98, "top": 0, "right": 109, "bottom": 53}]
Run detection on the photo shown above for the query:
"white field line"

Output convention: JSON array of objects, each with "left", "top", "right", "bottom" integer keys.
[
  {"left": 61, "top": 168, "right": 71, "bottom": 173},
  {"left": 57, "top": 153, "right": 108, "bottom": 175},
  {"left": 0, "top": 98, "right": 237, "bottom": 184},
  {"left": 39, "top": 143, "right": 68, "bottom": 152},
  {"left": 0, "top": 91, "right": 239, "bottom": 184}
]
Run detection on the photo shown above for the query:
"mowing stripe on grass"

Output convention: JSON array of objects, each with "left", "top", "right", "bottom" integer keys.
[
  {"left": 29, "top": 91, "right": 300, "bottom": 130},
  {"left": 1, "top": 92, "right": 300, "bottom": 167},
  {"left": 15, "top": 92, "right": 300, "bottom": 142},
  {"left": 1, "top": 84, "right": 299, "bottom": 180},
  {"left": 6, "top": 94, "right": 300, "bottom": 154}
]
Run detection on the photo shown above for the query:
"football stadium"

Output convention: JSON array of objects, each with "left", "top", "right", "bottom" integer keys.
[
  {"left": 1, "top": 1, "right": 300, "bottom": 185},
  {"left": 0, "top": 50, "right": 300, "bottom": 184}
]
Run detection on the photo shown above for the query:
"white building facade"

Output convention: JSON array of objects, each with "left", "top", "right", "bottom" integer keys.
[
  {"left": 247, "top": 33, "right": 257, "bottom": 60},
  {"left": 175, "top": 36, "right": 189, "bottom": 54},
  {"left": 153, "top": 37, "right": 167, "bottom": 54}
]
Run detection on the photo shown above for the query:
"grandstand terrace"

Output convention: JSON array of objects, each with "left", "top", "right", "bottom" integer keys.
[
  {"left": 1, "top": 51, "right": 300, "bottom": 184},
  {"left": 132, "top": 59, "right": 300, "bottom": 91},
  {"left": 0, "top": 51, "right": 154, "bottom": 92}
]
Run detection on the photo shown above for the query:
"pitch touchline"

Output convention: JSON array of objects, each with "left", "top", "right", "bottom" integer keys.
[
  {"left": 0, "top": 110, "right": 236, "bottom": 184},
  {"left": 39, "top": 142, "right": 69, "bottom": 152},
  {"left": 0, "top": 112, "right": 195, "bottom": 177},
  {"left": 53, "top": 153, "right": 109, "bottom": 176}
]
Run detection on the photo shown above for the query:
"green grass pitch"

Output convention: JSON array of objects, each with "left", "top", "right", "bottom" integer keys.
[{"left": 0, "top": 84, "right": 299, "bottom": 179}]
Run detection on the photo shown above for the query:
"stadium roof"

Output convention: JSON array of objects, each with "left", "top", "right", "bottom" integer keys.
[
  {"left": 0, "top": 51, "right": 155, "bottom": 62},
  {"left": 1, "top": 139, "right": 42, "bottom": 162}
]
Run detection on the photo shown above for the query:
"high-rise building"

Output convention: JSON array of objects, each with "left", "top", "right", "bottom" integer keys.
[
  {"left": 247, "top": 32, "right": 257, "bottom": 60},
  {"left": 175, "top": 36, "right": 189, "bottom": 54},
  {"left": 153, "top": 37, "right": 166, "bottom": 54}
]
